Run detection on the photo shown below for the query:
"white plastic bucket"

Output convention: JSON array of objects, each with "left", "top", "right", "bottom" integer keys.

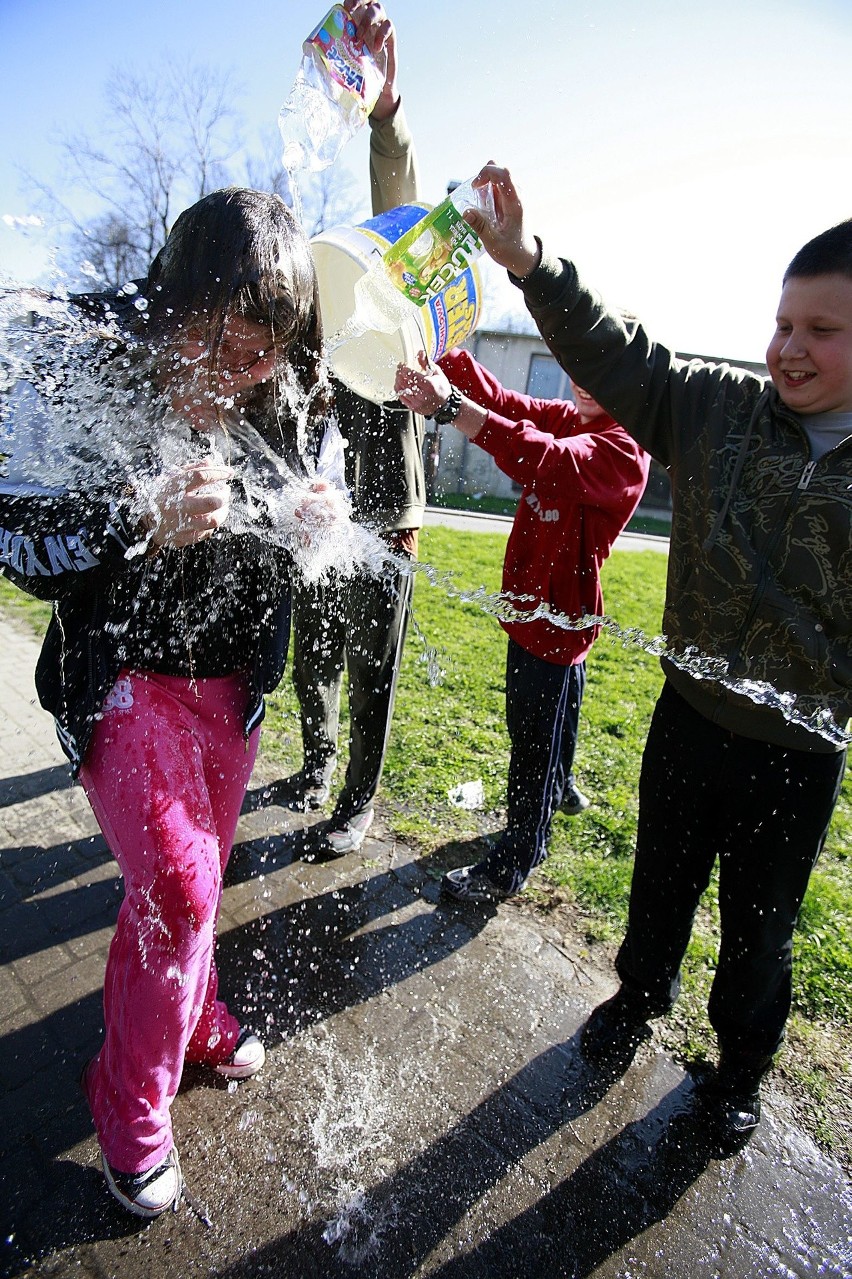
[{"left": 311, "top": 203, "right": 483, "bottom": 406}]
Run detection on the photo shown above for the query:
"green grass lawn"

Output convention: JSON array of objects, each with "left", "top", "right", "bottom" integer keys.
[
  {"left": 265, "top": 527, "right": 852, "bottom": 1027},
  {"left": 3, "top": 530, "right": 851, "bottom": 1158}
]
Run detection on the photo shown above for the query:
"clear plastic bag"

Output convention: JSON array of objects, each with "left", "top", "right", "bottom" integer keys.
[
  {"left": 279, "top": 5, "right": 386, "bottom": 174},
  {"left": 381, "top": 178, "right": 496, "bottom": 307}
]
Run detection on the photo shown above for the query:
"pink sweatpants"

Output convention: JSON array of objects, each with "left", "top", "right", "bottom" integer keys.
[{"left": 79, "top": 669, "right": 259, "bottom": 1174}]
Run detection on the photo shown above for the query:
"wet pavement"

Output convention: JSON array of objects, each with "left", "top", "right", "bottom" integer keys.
[{"left": 1, "top": 611, "right": 850, "bottom": 1279}]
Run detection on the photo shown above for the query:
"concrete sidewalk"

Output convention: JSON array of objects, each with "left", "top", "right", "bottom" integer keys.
[{"left": 1, "top": 611, "right": 850, "bottom": 1279}]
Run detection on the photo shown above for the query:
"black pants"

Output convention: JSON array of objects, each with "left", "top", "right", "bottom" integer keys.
[
  {"left": 291, "top": 557, "right": 412, "bottom": 825},
  {"left": 481, "top": 638, "right": 585, "bottom": 893},
  {"left": 616, "top": 681, "right": 846, "bottom": 1057}
]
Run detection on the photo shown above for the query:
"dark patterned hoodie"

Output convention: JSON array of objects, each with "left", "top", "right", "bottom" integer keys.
[{"left": 517, "top": 251, "right": 852, "bottom": 753}]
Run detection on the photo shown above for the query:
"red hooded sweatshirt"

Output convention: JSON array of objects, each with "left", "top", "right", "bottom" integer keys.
[{"left": 439, "top": 349, "right": 650, "bottom": 664}]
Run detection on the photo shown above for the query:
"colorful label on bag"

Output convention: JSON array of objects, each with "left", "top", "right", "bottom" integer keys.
[
  {"left": 307, "top": 5, "right": 374, "bottom": 104},
  {"left": 341, "top": 204, "right": 481, "bottom": 359},
  {"left": 382, "top": 199, "right": 484, "bottom": 307}
]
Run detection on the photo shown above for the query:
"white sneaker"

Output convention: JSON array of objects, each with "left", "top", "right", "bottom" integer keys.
[
  {"left": 562, "top": 786, "right": 591, "bottom": 815},
  {"left": 102, "top": 1147, "right": 182, "bottom": 1218},
  {"left": 325, "top": 808, "right": 375, "bottom": 855},
  {"left": 215, "top": 1029, "right": 266, "bottom": 1080}
]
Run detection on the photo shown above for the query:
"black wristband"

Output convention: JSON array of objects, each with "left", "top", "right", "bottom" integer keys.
[{"left": 433, "top": 387, "right": 464, "bottom": 425}]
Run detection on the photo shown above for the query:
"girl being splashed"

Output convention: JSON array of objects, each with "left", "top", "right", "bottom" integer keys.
[{"left": 0, "top": 187, "right": 339, "bottom": 1216}]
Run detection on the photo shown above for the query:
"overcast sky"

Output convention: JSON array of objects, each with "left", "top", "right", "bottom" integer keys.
[{"left": 2, "top": 0, "right": 851, "bottom": 362}]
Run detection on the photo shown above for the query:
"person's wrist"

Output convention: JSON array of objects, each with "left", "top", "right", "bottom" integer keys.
[
  {"left": 433, "top": 386, "right": 464, "bottom": 425},
  {"left": 370, "top": 88, "right": 400, "bottom": 122},
  {"left": 507, "top": 236, "right": 542, "bottom": 281}
]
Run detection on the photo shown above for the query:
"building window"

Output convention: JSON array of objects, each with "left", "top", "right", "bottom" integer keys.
[{"left": 526, "top": 354, "right": 573, "bottom": 401}]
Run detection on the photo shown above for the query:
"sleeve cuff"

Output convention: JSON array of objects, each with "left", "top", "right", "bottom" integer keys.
[{"left": 368, "top": 99, "right": 413, "bottom": 158}]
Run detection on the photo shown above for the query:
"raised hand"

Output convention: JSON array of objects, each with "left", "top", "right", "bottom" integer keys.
[
  {"left": 461, "top": 164, "right": 542, "bottom": 280},
  {"left": 294, "top": 478, "right": 351, "bottom": 548},
  {"left": 344, "top": 0, "right": 399, "bottom": 120},
  {"left": 146, "top": 463, "right": 233, "bottom": 549},
  {"left": 394, "top": 351, "right": 453, "bottom": 416}
]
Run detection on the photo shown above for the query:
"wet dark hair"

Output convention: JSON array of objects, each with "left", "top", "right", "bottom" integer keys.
[
  {"left": 62, "top": 190, "right": 331, "bottom": 482},
  {"left": 784, "top": 218, "right": 852, "bottom": 283},
  {"left": 144, "top": 187, "right": 328, "bottom": 418}
]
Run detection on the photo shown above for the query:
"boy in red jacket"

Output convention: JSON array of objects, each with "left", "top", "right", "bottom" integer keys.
[{"left": 396, "top": 350, "right": 649, "bottom": 901}]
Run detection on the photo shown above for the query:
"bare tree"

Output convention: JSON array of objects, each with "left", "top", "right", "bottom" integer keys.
[
  {"left": 27, "top": 61, "right": 372, "bottom": 289},
  {"left": 299, "top": 165, "right": 365, "bottom": 238},
  {"left": 67, "top": 212, "right": 150, "bottom": 288},
  {"left": 28, "top": 62, "right": 239, "bottom": 287},
  {"left": 245, "top": 145, "right": 365, "bottom": 238}
]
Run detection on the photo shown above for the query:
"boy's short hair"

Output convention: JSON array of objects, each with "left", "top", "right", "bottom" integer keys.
[{"left": 784, "top": 218, "right": 852, "bottom": 282}]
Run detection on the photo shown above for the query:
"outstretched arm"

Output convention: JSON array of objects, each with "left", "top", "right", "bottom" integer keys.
[{"left": 394, "top": 351, "right": 648, "bottom": 504}]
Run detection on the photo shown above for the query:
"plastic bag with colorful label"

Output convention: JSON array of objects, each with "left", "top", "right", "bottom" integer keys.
[
  {"left": 279, "top": 5, "right": 386, "bottom": 173},
  {"left": 381, "top": 179, "right": 496, "bottom": 307}
]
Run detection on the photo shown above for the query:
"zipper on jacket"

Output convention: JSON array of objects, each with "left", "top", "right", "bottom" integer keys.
[{"left": 798, "top": 460, "right": 817, "bottom": 490}]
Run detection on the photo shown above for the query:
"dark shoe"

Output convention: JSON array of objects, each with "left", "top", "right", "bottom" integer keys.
[
  {"left": 102, "top": 1147, "right": 182, "bottom": 1218},
  {"left": 581, "top": 987, "right": 652, "bottom": 1066},
  {"left": 440, "top": 864, "right": 522, "bottom": 903},
  {"left": 697, "top": 1050, "right": 772, "bottom": 1151},
  {"left": 268, "top": 771, "right": 330, "bottom": 813},
  {"left": 561, "top": 786, "right": 591, "bottom": 815}
]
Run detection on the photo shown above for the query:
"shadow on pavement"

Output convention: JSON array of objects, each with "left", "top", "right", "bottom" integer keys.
[
  {"left": 239, "top": 781, "right": 280, "bottom": 816},
  {"left": 213, "top": 867, "right": 492, "bottom": 1039},
  {"left": 0, "top": 764, "right": 73, "bottom": 809},
  {"left": 208, "top": 1062, "right": 712, "bottom": 1279},
  {"left": 0, "top": 846, "right": 119, "bottom": 964},
  {"left": 419, "top": 833, "right": 502, "bottom": 880},
  {"left": 1, "top": 861, "right": 491, "bottom": 1271},
  {"left": 1, "top": 1160, "right": 150, "bottom": 1279},
  {"left": 425, "top": 1090, "right": 715, "bottom": 1279}
]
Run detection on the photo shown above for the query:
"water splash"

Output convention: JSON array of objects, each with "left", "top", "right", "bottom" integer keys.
[
  {"left": 0, "top": 289, "right": 391, "bottom": 594},
  {"left": 403, "top": 557, "right": 851, "bottom": 750},
  {"left": 326, "top": 263, "right": 415, "bottom": 355},
  {"left": 278, "top": 164, "right": 304, "bottom": 232},
  {"left": 325, "top": 310, "right": 370, "bottom": 356},
  {"left": 307, "top": 1034, "right": 395, "bottom": 1265},
  {"left": 2, "top": 213, "right": 45, "bottom": 233},
  {"left": 2, "top": 287, "right": 847, "bottom": 749},
  {"left": 406, "top": 607, "right": 445, "bottom": 687},
  {"left": 322, "top": 1188, "right": 388, "bottom": 1266}
]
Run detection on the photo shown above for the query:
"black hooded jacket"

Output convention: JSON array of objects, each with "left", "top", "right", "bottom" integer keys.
[{"left": 0, "top": 292, "right": 317, "bottom": 773}]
